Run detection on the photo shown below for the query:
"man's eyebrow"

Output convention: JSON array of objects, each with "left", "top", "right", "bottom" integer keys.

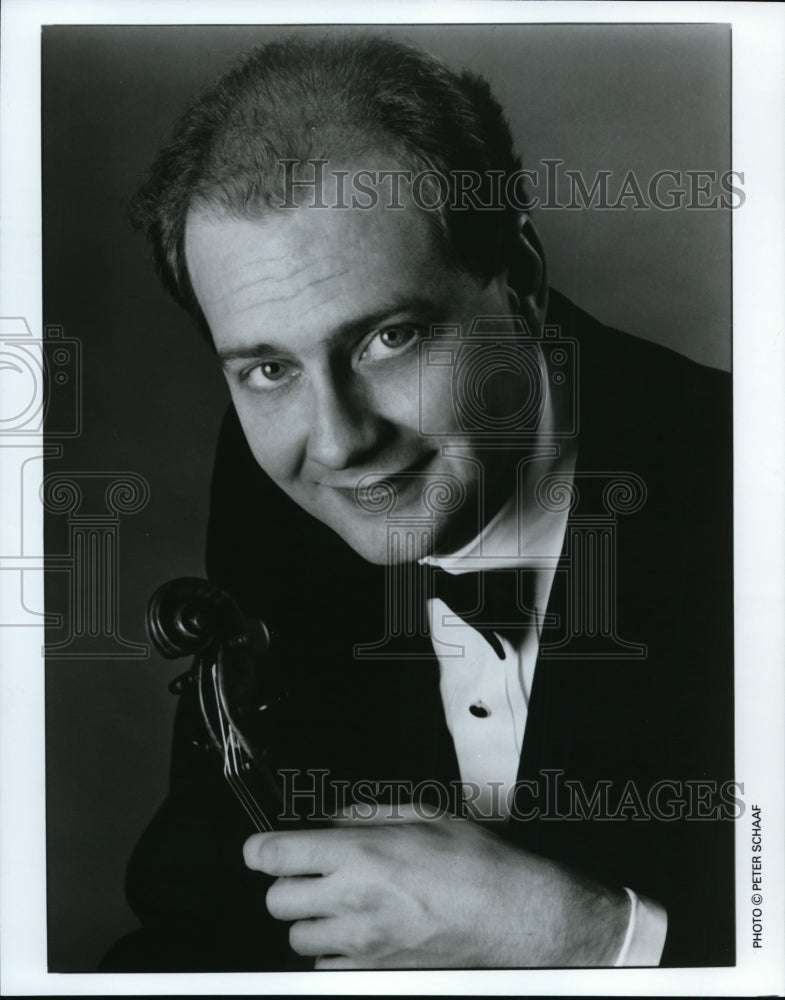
[
  {"left": 218, "top": 342, "right": 284, "bottom": 366},
  {"left": 216, "top": 298, "right": 442, "bottom": 366}
]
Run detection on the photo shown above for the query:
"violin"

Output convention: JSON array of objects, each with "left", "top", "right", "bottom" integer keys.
[{"left": 146, "top": 577, "right": 287, "bottom": 833}]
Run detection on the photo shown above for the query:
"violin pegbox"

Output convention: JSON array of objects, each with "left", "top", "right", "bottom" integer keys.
[{"left": 146, "top": 577, "right": 284, "bottom": 832}]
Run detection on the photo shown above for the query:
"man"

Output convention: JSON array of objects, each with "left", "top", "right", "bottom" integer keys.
[{"left": 104, "top": 35, "right": 734, "bottom": 971}]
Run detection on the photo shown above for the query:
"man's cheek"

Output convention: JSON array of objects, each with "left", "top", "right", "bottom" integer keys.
[
  {"left": 367, "top": 364, "right": 431, "bottom": 437},
  {"left": 417, "top": 366, "right": 460, "bottom": 437},
  {"left": 236, "top": 408, "right": 306, "bottom": 485}
]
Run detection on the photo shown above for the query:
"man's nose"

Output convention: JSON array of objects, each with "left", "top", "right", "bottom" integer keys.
[{"left": 306, "top": 374, "right": 385, "bottom": 471}]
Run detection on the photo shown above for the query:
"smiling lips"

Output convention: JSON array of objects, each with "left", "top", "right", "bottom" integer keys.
[{"left": 323, "top": 453, "right": 438, "bottom": 501}]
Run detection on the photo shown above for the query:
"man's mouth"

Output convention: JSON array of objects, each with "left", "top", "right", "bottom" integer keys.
[{"left": 324, "top": 454, "right": 438, "bottom": 505}]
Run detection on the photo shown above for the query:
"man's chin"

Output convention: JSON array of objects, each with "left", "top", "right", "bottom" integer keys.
[
  {"left": 334, "top": 527, "right": 434, "bottom": 566},
  {"left": 328, "top": 510, "right": 483, "bottom": 566}
]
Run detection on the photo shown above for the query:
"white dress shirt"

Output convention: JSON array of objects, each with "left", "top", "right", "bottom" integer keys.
[{"left": 420, "top": 346, "right": 667, "bottom": 966}]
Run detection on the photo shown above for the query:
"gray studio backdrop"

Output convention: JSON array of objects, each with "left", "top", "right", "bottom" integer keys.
[{"left": 42, "top": 23, "right": 731, "bottom": 970}]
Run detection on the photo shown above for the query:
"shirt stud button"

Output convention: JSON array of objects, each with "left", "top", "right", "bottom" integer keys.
[{"left": 469, "top": 702, "right": 490, "bottom": 718}]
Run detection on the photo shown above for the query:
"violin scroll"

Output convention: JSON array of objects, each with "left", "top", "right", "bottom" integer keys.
[
  {"left": 146, "top": 576, "right": 249, "bottom": 659},
  {"left": 146, "top": 577, "right": 283, "bottom": 831}
]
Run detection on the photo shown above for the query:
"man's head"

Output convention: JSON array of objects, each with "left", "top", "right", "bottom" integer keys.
[{"left": 133, "top": 35, "right": 548, "bottom": 563}]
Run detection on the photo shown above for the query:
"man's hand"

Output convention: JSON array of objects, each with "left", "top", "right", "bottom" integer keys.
[{"left": 243, "top": 806, "right": 630, "bottom": 969}]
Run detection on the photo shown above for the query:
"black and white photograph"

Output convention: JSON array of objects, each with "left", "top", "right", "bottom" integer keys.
[{"left": 1, "top": 2, "right": 784, "bottom": 995}]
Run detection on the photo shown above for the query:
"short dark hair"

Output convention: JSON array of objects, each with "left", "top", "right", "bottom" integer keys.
[{"left": 130, "top": 34, "right": 525, "bottom": 337}]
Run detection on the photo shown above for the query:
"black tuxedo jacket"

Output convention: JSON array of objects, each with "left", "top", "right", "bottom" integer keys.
[{"left": 103, "top": 291, "right": 734, "bottom": 971}]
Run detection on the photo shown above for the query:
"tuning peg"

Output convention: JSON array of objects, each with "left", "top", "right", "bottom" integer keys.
[{"left": 167, "top": 670, "right": 195, "bottom": 695}]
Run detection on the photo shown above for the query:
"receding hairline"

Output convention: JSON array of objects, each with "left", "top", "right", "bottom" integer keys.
[
  {"left": 182, "top": 150, "right": 471, "bottom": 304},
  {"left": 130, "top": 33, "right": 525, "bottom": 340}
]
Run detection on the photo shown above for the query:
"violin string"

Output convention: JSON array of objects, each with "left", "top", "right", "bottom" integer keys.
[
  {"left": 221, "top": 705, "right": 274, "bottom": 832},
  {"left": 225, "top": 731, "right": 273, "bottom": 832},
  {"left": 232, "top": 761, "right": 274, "bottom": 833},
  {"left": 219, "top": 708, "right": 270, "bottom": 830},
  {"left": 210, "top": 663, "right": 274, "bottom": 833},
  {"left": 213, "top": 667, "right": 267, "bottom": 830}
]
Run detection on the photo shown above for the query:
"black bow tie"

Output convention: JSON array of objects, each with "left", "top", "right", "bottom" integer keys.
[{"left": 425, "top": 565, "right": 538, "bottom": 659}]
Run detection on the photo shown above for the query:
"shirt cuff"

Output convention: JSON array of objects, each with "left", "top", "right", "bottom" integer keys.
[{"left": 613, "top": 887, "right": 668, "bottom": 967}]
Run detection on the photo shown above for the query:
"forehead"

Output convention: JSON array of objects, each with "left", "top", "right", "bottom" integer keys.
[{"left": 183, "top": 195, "right": 465, "bottom": 346}]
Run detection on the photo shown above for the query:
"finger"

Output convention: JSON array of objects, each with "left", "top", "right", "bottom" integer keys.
[
  {"left": 266, "top": 875, "right": 338, "bottom": 921},
  {"left": 314, "top": 955, "right": 363, "bottom": 970},
  {"left": 331, "top": 800, "right": 447, "bottom": 825},
  {"left": 244, "top": 829, "right": 349, "bottom": 876},
  {"left": 288, "top": 916, "right": 356, "bottom": 958}
]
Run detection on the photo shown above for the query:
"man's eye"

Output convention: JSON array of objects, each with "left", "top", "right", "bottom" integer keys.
[
  {"left": 243, "top": 360, "right": 295, "bottom": 389},
  {"left": 361, "top": 325, "right": 422, "bottom": 361}
]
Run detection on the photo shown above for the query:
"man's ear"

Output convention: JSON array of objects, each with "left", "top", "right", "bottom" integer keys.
[{"left": 506, "top": 213, "right": 548, "bottom": 333}]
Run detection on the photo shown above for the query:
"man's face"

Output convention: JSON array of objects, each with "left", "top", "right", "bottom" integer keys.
[{"left": 186, "top": 193, "right": 533, "bottom": 564}]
